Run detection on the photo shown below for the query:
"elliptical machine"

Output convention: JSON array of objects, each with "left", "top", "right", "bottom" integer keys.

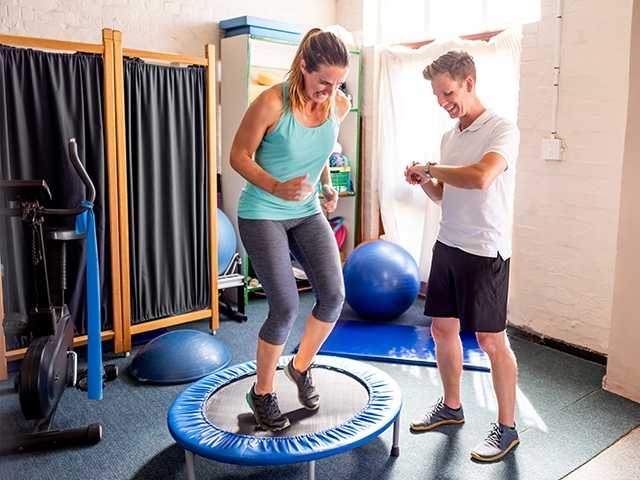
[{"left": 0, "top": 139, "right": 116, "bottom": 454}]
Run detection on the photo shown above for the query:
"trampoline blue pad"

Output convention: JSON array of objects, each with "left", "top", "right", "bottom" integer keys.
[
  {"left": 167, "top": 355, "right": 402, "bottom": 466},
  {"left": 314, "top": 320, "right": 490, "bottom": 372}
]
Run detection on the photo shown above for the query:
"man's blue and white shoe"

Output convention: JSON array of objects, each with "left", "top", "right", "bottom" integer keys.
[
  {"left": 409, "top": 397, "right": 465, "bottom": 432},
  {"left": 471, "top": 422, "right": 520, "bottom": 462}
]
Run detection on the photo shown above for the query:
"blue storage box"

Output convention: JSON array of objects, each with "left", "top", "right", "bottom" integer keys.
[{"left": 219, "top": 16, "right": 303, "bottom": 42}]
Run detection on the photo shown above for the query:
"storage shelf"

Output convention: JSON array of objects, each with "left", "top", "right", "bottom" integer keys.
[
  {"left": 222, "top": 34, "right": 362, "bottom": 306},
  {"left": 249, "top": 34, "right": 299, "bottom": 46}
]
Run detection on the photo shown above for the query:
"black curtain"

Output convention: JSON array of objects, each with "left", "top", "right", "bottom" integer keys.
[
  {"left": 0, "top": 45, "right": 112, "bottom": 347},
  {"left": 123, "top": 59, "right": 210, "bottom": 324}
]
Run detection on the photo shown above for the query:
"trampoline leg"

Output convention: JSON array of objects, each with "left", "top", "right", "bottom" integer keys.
[
  {"left": 185, "top": 450, "right": 196, "bottom": 480},
  {"left": 391, "top": 415, "right": 400, "bottom": 457},
  {"left": 308, "top": 460, "right": 316, "bottom": 480}
]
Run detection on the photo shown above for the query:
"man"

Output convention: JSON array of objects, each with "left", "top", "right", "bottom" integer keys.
[{"left": 404, "top": 50, "right": 520, "bottom": 462}]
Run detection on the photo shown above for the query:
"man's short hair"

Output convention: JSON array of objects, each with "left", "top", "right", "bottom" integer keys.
[{"left": 423, "top": 50, "right": 476, "bottom": 82}]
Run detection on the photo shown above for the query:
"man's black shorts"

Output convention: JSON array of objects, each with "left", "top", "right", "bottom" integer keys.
[{"left": 424, "top": 241, "right": 510, "bottom": 332}]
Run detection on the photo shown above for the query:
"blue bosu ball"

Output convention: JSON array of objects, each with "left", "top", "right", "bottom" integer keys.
[
  {"left": 343, "top": 240, "right": 420, "bottom": 320},
  {"left": 128, "top": 330, "right": 231, "bottom": 384},
  {"left": 217, "top": 209, "right": 237, "bottom": 275}
]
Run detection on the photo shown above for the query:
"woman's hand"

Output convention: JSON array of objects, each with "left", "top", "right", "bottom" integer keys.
[
  {"left": 272, "top": 174, "right": 314, "bottom": 201},
  {"left": 321, "top": 184, "right": 339, "bottom": 213}
]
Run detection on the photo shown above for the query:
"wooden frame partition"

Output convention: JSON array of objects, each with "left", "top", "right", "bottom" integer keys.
[
  {"left": 111, "top": 31, "right": 219, "bottom": 353},
  {"left": 0, "top": 30, "right": 124, "bottom": 378},
  {"left": 0, "top": 269, "right": 6, "bottom": 381}
]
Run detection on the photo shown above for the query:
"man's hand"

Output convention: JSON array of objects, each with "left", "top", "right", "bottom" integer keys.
[
  {"left": 272, "top": 174, "right": 314, "bottom": 201},
  {"left": 404, "top": 161, "right": 428, "bottom": 185},
  {"left": 321, "top": 184, "right": 339, "bottom": 213}
]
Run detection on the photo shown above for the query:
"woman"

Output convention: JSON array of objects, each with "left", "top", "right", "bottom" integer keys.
[{"left": 230, "top": 28, "right": 351, "bottom": 431}]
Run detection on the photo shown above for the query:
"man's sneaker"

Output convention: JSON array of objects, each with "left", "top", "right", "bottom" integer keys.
[
  {"left": 246, "top": 385, "right": 291, "bottom": 431},
  {"left": 471, "top": 423, "right": 520, "bottom": 462},
  {"left": 409, "top": 398, "right": 465, "bottom": 432},
  {"left": 284, "top": 358, "right": 320, "bottom": 410}
]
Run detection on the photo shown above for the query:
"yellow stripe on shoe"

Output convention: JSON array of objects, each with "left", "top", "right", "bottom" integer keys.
[
  {"left": 410, "top": 418, "right": 465, "bottom": 432},
  {"left": 471, "top": 438, "right": 520, "bottom": 462}
]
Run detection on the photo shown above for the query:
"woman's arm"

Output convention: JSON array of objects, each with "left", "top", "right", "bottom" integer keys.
[
  {"left": 230, "top": 85, "right": 313, "bottom": 201},
  {"left": 229, "top": 86, "right": 282, "bottom": 194}
]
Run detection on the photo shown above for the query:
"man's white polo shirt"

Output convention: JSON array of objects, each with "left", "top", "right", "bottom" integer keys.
[{"left": 437, "top": 109, "right": 520, "bottom": 259}]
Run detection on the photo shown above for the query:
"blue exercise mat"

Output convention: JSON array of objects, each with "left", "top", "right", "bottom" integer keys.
[{"left": 313, "top": 320, "right": 490, "bottom": 372}]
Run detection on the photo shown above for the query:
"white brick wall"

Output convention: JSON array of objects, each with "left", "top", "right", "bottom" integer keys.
[
  {"left": 336, "top": 0, "right": 362, "bottom": 42},
  {"left": 510, "top": 0, "right": 634, "bottom": 353},
  {"left": 0, "top": 0, "right": 336, "bottom": 55}
]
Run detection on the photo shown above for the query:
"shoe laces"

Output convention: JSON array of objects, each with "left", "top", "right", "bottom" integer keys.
[
  {"left": 258, "top": 391, "right": 284, "bottom": 419},
  {"left": 484, "top": 423, "right": 503, "bottom": 449},
  {"left": 299, "top": 367, "right": 316, "bottom": 395},
  {"left": 424, "top": 397, "right": 446, "bottom": 422}
]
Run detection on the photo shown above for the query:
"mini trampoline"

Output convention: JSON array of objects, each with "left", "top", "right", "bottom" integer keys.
[{"left": 168, "top": 355, "right": 402, "bottom": 479}]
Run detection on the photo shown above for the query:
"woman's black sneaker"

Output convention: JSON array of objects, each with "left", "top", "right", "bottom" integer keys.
[
  {"left": 284, "top": 359, "right": 320, "bottom": 410},
  {"left": 246, "top": 384, "right": 291, "bottom": 431}
]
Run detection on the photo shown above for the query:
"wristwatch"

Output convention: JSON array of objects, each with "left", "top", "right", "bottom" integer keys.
[{"left": 424, "top": 162, "right": 438, "bottom": 179}]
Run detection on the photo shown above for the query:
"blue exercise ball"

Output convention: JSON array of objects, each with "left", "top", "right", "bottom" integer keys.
[
  {"left": 128, "top": 330, "right": 231, "bottom": 384},
  {"left": 343, "top": 240, "right": 420, "bottom": 320},
  {"left": 217, "top": 209, "right": 237, "bottom": 275}
]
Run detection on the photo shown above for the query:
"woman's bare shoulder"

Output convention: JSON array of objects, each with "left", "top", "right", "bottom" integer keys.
[{"left": 252, "top": 83, "right": 285, "bottom": 112}]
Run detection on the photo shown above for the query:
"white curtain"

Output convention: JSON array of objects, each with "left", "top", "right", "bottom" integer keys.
[{"left": 375, "top": 28, "right": 522, "bottom": 282}]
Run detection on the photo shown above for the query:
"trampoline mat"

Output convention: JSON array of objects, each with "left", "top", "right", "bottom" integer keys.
[{"left": 204, "top": 366, "right": 370, "bottom": 437}]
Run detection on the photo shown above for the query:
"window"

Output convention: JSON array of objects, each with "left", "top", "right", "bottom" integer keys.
[
  {"left": 374, "top": 0, "right": 541, "bottom": 44},
  {"left": 427, "top": 0, "right": 541, "bottom": 38}
]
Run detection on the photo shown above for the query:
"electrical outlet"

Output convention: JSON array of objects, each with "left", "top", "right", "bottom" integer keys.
[{"left": 542, "top": 138, "right": 563, "bottom": 161}]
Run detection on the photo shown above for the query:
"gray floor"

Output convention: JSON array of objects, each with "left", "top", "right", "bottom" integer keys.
[
  {"left": 1, "top": 293, "right": 639, "bottom": 480},
  {"left": 564, "top": 427, "right": 640, "bottom": 480}
]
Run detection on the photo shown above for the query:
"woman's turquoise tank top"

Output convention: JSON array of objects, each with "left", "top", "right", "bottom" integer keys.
[{"left": 237, "top": 82, "right": 339, "bottom": 220}]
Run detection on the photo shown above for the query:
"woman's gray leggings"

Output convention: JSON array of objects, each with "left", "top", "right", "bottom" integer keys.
[{"left": 238, "top": 213, "right": 345, "bottom": 345}]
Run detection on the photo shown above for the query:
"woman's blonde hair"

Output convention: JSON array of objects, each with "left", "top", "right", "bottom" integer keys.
[{"left": 287, "top": 28, "right": 349, "bottom": 117}]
